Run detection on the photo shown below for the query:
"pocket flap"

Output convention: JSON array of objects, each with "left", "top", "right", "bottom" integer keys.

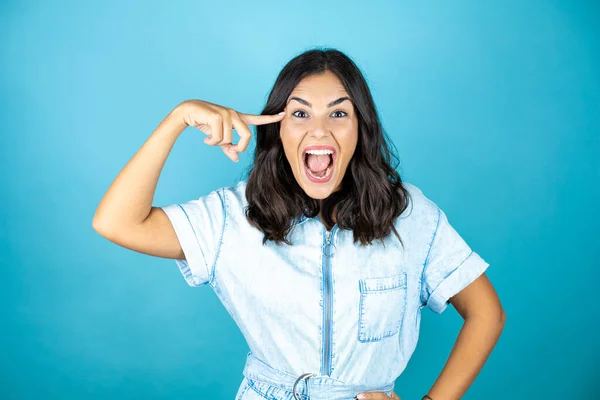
[{"left": 360, "top": 272, "right": 407, "bottom": 293}]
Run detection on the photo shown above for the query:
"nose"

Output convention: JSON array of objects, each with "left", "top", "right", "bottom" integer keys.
[{"left": 309, "top": 117, "right": 331, "bottom": 139}]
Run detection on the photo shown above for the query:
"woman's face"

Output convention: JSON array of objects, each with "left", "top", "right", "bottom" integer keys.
[{"left": 280, "top": 70, "right": 359, "bottom": 200}]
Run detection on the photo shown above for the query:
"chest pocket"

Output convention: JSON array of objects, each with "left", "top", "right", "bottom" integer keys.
[{"left": 358, "top": 272, "right": 408, "bottom": 342}]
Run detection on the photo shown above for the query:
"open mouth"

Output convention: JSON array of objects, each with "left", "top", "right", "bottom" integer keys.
[{"left": 302, "top": 146, "right": 336, "bottom": 183}]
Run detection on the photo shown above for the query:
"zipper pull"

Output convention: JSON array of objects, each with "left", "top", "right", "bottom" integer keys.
[{"left": 323, "top": 230, "right": 336, "bottom": 258}]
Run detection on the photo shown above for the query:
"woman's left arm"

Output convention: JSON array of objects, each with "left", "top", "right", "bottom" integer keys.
[{"left": 425, "top": 273, "right": 506, "bottom": 400}]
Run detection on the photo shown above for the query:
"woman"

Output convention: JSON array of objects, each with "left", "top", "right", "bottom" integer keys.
[{"left": 93, "top": 48, "right": 505, "bottom": 400}]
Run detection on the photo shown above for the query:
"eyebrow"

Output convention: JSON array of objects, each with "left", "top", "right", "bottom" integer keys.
[{"left": 286, "top": 96, "right": 352, "bottom": 108}]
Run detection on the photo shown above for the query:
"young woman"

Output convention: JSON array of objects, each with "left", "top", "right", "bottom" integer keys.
[{"left": 93, "top": 48, "right": 505, "bottom": 400}]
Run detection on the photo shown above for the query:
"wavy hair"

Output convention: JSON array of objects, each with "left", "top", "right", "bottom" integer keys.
[{"left": 244, "top": 47, "right": 411, "bottom": 247}]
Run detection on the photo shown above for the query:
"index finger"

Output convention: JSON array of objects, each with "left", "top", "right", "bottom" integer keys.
[{"left": 239, "top": 112, "right": 285, "bottom": 126}]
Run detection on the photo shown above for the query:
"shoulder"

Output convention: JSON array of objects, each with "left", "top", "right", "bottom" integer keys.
[
  {"left": 185, "top": 180, "right": 247, "bottom": 213},
  {"left": 398, "top": 181, "right": 441, "bottom": 229},
  {"left": 218, "top": 179, "right": 249, "bottom": 213},
  {"left": 402, "top": 182, "right": 439, "bottom": 215}
]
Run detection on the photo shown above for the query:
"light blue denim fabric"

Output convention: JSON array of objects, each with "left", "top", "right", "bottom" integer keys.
[{"left": 160, "top": 181, "right": 489, "bottom": 400}]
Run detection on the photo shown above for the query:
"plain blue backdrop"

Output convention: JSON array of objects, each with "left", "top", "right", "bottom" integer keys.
[{"left": 1, "top": 0, "right": 598, "bottom": 399}]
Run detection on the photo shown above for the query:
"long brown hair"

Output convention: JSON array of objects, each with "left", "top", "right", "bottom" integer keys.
[{"left": 244, "top": 47, "right": 411, "bottom": 246}]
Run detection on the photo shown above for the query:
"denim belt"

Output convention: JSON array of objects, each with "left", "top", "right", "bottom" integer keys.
[{"left": 242, "top": 351, "right": 395, "bottom": 400}]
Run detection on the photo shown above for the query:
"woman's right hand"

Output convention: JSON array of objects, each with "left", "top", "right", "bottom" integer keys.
[{"left": 178, "top": 99, "right": 285, "bottom": 162}]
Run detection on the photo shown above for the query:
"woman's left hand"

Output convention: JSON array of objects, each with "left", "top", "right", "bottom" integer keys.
[{"left": 356, "top": 390, "right": 401, "bottom": 399}]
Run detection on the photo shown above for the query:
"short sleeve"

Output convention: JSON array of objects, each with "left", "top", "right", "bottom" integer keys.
[
  {"left": 420, "top": 206, "right": 490, "bottom": 314},
  {"left": 160, "top": 188, "right": 226, "bottom": 287}
]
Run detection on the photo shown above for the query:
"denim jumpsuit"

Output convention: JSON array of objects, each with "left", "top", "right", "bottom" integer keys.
[{"left": 160, "top": 181, "right": 490, "bottom": 400}]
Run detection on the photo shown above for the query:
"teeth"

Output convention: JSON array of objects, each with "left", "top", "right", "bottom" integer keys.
[{"left": 305, "top": 149, "right": 334, "bottom": 155}]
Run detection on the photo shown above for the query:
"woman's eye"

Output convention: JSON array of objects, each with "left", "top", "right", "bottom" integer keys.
[
  {"left": 292, "top": 110, "right": 348, "bottom": 118},
  {"left": 292, "top": 110, "right": 308, "bottom": 118}
]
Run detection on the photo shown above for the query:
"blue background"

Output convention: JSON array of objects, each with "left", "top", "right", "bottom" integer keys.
[{"left": 1, "top": 0, "right": 598, "bottom": 398}]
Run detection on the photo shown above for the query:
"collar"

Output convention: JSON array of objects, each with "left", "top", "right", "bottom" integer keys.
[{"left": 294, "top": 211, "right": 311, "bottom": 225}]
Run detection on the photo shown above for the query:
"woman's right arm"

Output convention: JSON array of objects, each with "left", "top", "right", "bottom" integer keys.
[
  {"left": 92, "top": 100, "right": 285, "bottom": 260},
  {"left": 92, "top": 103, "right": 189, "bottom": 259}
]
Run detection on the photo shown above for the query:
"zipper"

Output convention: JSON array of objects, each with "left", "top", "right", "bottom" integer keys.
[{"left": 321, "top": 226, "right": 337, "bottom": 376}]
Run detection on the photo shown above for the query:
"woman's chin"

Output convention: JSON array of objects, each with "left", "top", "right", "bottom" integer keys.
[{"left": 302, "top": 188, "right": 332, "bottom": 200}]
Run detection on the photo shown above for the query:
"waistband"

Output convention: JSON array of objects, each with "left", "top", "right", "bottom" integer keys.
[{"left": 242, "top": 351, "right": 395, "bottom": 400}]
